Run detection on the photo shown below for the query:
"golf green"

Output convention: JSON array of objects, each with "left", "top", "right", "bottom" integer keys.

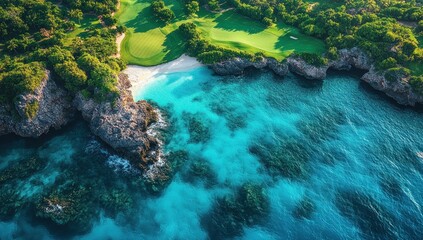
[{"left": 116, "top": 0, "right": 326, "bottom": 66}]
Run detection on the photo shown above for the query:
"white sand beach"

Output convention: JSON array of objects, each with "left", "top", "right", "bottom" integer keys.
[{"left": 123, "top": 55, "right": 203, "bottom": 93}]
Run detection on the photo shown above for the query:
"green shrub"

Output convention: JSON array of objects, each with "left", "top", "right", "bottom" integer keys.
[
  {"left": 54, "top": 61, "right": 87, "bottom": 93},
  {"left": 384, "top": 67, "right": 411, "bottom": 82},
  {"left": 326, "top": 47, "right": 339, "bottom": 60},
  {"left": 376, "top": 57, "right": 397, "bottom": 70},
  {"left": 24, "top": 100, "right": 39, "bottom": 119},
  {"left": 409, "top": 75, "right": 423, "bottom": 95},
  {"left": 0, "top": 61, "right": 45, "bottom": 100},
  {"left": 296, "top": 52, "right": 328, "bottom": 67}
]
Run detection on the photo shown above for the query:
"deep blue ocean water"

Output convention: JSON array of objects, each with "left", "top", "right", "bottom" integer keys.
[{"left": 1, "top": 67, "right": 422, "bottom": 239}]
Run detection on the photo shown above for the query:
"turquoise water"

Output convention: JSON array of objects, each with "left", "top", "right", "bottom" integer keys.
[{"left": 1, "top": 67, "right": 423, "bottom": 239}]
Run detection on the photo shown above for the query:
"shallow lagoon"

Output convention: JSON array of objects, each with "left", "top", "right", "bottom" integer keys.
[{"left": 1, "top": 67, "right": 423, "bottom": 239}]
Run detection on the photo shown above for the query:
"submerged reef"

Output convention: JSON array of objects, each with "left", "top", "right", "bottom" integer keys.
[
  {"left": 335, "top": 190, "right": 398, "bottom": 239},
  {"left": 99, "top": 189, "right": 134, "bottom": 217},
  {"left": 203, "top": 183, "right": 269, "bottom": 238},
  {"left": 292, "top": 196, "right": 316, "bottom": 220},
  {"left": 36, "top": 182, "right": 98, "bottom": 233},
  {"left": 183, "top": 113, "right": 211, "bottom": 143},
  {"left": 0, "top": 184, "right": 26, "bottom": 221},
  {"left": 183, "top": 158, "right": 217, "bottom": 187},
  {"left": 145, "top": 150, "right": 189, "bottom": 193},
  {"left": 0, "top": 156, "right": 46, "bottom": 185},
  {"left": 250, "top": 139, "right": 311, "bottom": 179},
  {"left": 297, "top": 106, "right": 346, "bottom": 143}
]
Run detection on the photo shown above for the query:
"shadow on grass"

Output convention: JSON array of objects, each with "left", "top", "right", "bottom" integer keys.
[
  {"left": 125, "top": 5, "right": 166, "bottom": 33},
  {"left": 213, "top": 11, "right": 264, "bottom": 34},
  {"left": 75, "top": 15, "right": 102, "bottom": 38},
  {"left": 274, "top": 30, "right": 293, "bottom": 51},
  {"left": 162, "top": 29, "right": 186, "bottom": 62}
]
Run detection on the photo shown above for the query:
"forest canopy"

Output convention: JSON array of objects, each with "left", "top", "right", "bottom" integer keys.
[{"left": 0, "top": 0, "right": 125, "bottom": 110}]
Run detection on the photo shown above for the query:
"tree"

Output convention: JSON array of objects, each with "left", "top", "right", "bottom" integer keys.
[
  {"left": 186, "top": 1, "right": 200, "bottom": 17},
  {"left": 69, "top": 9, "right": 83, "bottom": 24},
  {"left": 55, "top": 61, "right": 87, "bottom": 93},
  {"left": 5, "top": 39, "right": 19, "bottom": 53}
]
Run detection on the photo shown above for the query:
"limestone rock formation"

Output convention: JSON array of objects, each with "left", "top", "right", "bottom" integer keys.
[
  {"left": 0, "top": 71, "right": 75, "bottom": 137},
  {"left": 211, "top": 57, "right": 288, "bottom": 76},
  {"left": 362, "top": 67, "right": 423, "bottom": 106},
  {"left": 73, "top": 73, "right": 162, "bottom": 170},
  {"left": 286, "top": 57, "right": 328, "bottom": 80}
]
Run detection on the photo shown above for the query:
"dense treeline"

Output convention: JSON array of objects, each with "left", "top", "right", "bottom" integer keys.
[
  {"left": 0, "top": 0, "right": 125, "bottom": 118},
  {"left": 223, "top": 0, "right": 423, "bottom": 94},
  {"left": 62, "top": 0, "right": 118, "bottom": 15}
]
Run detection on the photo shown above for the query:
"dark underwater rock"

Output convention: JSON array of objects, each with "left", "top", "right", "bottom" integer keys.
[
  {"left": 335, "top": 189, "right": 398, "bottom": 239},
  {"left": 0, "top": 184, "right": 26, "bottom": 220},
  {"left": 144, "top": 150, "right": 189, "bottom": 193},
  {"left": 183, "top": 159, "right": 217, "bottom": 187},
  {"left": 183, "top": 113, "right": 211, "bottom": 143},
  {"left": 0, "top": 156, "right": 47, "bottom": 185},
  {"left": 203, "top": 183, "right": 269, "bottom": 239},
  {"left": 250, "top": 140, "right": 311, "bottom": 179},
  {"left": 293, "top": 196, "right": 316, "bottom": 220},
  {"left": 36, "top": 183, "right": 97, "bottom": 234}
]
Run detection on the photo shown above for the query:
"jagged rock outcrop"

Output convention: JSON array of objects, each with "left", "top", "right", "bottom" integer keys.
[
  {"left": 286, "top": 57, "right": 328, "bottom": 80},
  {"left": 0, "top": 71, "right": 75, "bottom": 137},
  {"left": 329, "top": 47, "right": 371, "bottom": 71},
  {"left": 362, "top": 67, "right": 423, "bottom": 106},
  {"left": 211, "top": 57, "right": 289, "bottom": 76},
  {"left": 74, "top": 73, "right": 161, "bottom": 170},
  {"left": 211, "top": 48, "right": 371, "bottom": 80}
]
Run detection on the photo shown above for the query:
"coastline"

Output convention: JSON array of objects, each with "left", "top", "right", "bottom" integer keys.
[{"left": 123, "top": 55, "right": 203, "bottom": 94}]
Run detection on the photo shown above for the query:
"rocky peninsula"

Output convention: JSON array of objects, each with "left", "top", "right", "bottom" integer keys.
[{"left": 0, "top": 71, "right": 164, "bottom": 173}]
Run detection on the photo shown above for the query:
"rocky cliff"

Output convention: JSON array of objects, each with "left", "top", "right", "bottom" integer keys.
[
  {"left": 211, "top": 47, "right": 422, "bottom": 106},
  {"left": 287, "top": 57, "right": 328, "bottom": 80},
  {"left": 0, "top": 71, "right": 74, "bottom": 137},
  {"left": 211, "top": 57, "right": 289, "bottom": 76},
  {"left": 362, "top": 67, "right": 423, "bottom": 106},
  {"left": 329, "top": 47, "right": 371, "bottom": 71},
  {"left": 73, "top": 73, "right": 163, "bottom": 170},
  {"left": 0, "top": 69, "right": 164, "bottom": 172}
]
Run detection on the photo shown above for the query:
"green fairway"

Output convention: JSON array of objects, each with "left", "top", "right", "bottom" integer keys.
[{"left": 116, "top": 0, "right": 326, "bottom": 66}]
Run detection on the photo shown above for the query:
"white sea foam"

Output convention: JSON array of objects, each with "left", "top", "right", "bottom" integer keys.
[
  {"left": 106, "top": 154, "right": 139, "bottom": 174},
  {"left": 144, "top": 108, "right": 168, "bottom": 180}
]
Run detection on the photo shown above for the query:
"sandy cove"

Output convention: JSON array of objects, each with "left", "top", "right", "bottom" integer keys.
[{"left": 122, "top": 55, "right": 203, "bottom": 94}]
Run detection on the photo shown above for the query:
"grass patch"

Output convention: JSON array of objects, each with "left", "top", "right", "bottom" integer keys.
[
  {"left": 64, "top": 15, "right": 103, "bottom": 46},
  {"left": 117, "top": 0, "right": 326, "bottom": 66}
]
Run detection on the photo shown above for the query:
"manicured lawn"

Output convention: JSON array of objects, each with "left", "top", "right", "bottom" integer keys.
[{"left": 116, "top": 0, "right": 326, "bottom": 66}]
